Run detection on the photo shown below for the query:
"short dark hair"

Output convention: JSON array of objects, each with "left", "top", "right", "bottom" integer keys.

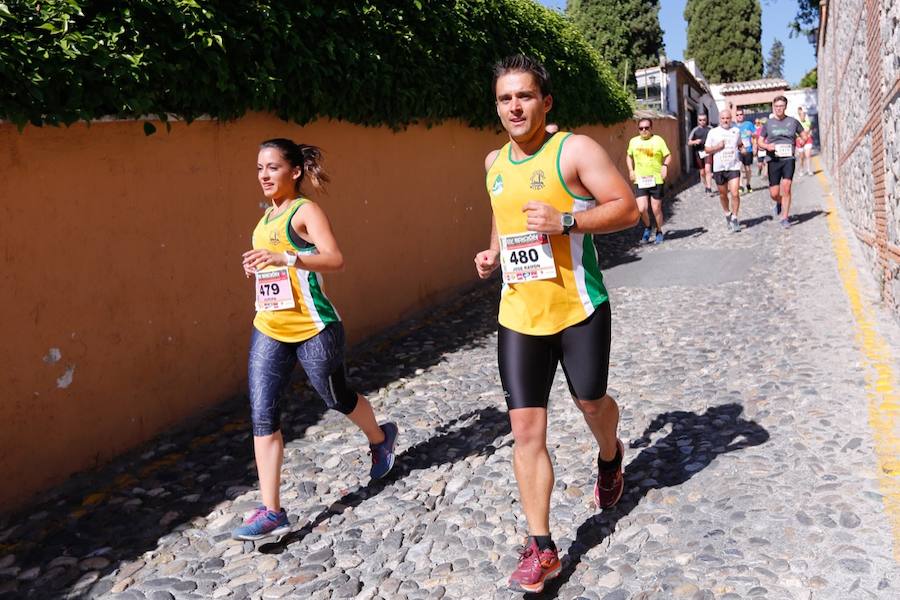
[
  {"left": 638, "top": 117, "right": 652, "bottom": 128},
  {"left": 492, "top": 54, "right": 551, "bottom": 97},
  {"left": 773, "top": 95, "right": 788, "bottom": 105}
]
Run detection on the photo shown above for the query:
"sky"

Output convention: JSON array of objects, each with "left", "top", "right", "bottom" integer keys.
[{"left": 539, "top": 0, "right": 817, "bottom": 85}]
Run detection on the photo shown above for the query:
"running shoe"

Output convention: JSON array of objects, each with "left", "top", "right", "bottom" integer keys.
[
  {"left": 594, "top": 439, "right": 625, "bottom": 510},
  {"left": 507, "top": 537, "right": 561, "bottom": 593},
  {"left": 724, "top": 213, "right": 733, "bottom": 230},
  {"left": 641, "top": 227, "right": 652, "bottom": 243},
  {"left": 773, "top": 202, "right": 782, "bottom": 218},
  {"left": 745, "top": 184, "right": 752, "bottom": 193},
  {"left": 730, "top": 215, "right": 741, "bottom": 232},
  {"left": 780, "top": 218, "right": 792, "bottom": 229},
  {"left": 369, "top": 422, "right": 398, "bottom": 479},
  {"left": 231, "top": 506, "right": 291, "bottom": 541},
  {"left": 654, "top": 231, "right": 664, "bottom": 245}
]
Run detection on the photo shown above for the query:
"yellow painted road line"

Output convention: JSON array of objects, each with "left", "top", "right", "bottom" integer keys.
[{"left": 815, "top": 156, "right": 900, "bottom": 562}]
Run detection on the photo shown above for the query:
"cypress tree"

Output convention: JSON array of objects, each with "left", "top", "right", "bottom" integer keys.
[
  {"left": 765, "top": 39, "right": 785, "bottom": 78},
  {"left": 684, "top": 0, "right": 763, "bottom": 83}
]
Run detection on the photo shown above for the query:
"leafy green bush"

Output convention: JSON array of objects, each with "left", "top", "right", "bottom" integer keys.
[
  {"left": 0, "top": 0, "right": 632, "bottom": 131},
  {"left": 798, "top": 67, "right": 817, "bottom": 89}
]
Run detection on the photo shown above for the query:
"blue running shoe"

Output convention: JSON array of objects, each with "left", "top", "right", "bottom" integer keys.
[
  {"left": 641, "top": 228, "right": 652, "bottom": 243},
  {"left": 370, "top": 422, "right": 398, "bottom": 479},
  {"left": 231, "top": 506, "right": 290, "bottom": 541},
  {"left": 654, "top": 231, "right": 664, "bottom": 244},
  {"left": 780, "top": 218, "right": 792, "bottom": 229}
]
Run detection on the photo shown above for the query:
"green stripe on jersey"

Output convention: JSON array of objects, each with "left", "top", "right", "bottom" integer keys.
[
  {"left": 307, "top": 272, "right": 339, "bottom": 323},
  {"left": 581, "top": 233, "right": 608, "bottom": 307}
]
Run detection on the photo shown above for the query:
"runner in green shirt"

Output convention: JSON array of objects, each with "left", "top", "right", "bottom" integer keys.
[{"left": 627, "top": 118, "right": 671, "bottom": 244}]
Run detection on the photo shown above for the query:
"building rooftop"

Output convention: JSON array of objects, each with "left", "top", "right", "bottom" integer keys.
[{"left": 719, "top": 78, "right": 789, "bottom": 93}]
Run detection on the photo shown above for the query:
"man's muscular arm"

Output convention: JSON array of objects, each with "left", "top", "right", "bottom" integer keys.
[{"left": 524, "top": 134, "right": 638, "bottom": 235}]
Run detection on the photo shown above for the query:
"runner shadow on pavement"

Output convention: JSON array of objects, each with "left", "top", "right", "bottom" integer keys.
[
  {"left": 738, "top": 215, "right": 773, "bottom": 230},
  {"left": 790, "top": 209, "right": 827, "bottom": 226},
  {"left": 660, "top": 227, "right": 706, "bottom": 242},
  {"left": 534, "top": 403, "right": 769, "bottom": 599},
  {"left": 258, "top": 406, "right": 511, "bottom": 554}
]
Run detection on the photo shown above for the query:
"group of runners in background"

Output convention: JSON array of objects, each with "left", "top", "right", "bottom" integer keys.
[{"left": 629, "top": 97, "right": 813, "bottom": 239}]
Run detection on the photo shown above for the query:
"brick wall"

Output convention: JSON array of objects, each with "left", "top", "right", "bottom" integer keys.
[{"left": 819, "top": 0, "right": 900, "bottom": 318}]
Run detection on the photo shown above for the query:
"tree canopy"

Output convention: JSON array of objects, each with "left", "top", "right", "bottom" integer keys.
[
  {"left": 684, "top": 0, "right": 763, "bottom": 83},
  {"left": 0, "top": 0, "right": 633, "bottom": 130},
  {"left": 568, "top": 0, "right": 665, "bottom": 88}
]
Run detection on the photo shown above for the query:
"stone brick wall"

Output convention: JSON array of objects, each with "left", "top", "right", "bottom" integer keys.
[{"left": 819, "top": 0, "right": 900, "bottom": 318}]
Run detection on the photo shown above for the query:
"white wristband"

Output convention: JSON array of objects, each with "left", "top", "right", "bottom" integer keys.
[{"left": 283, "top": 251, "right": 296, "bottom": 267}]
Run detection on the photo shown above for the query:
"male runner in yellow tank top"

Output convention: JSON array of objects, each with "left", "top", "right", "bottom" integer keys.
[{"left": 474, "top": 55, "right": 639, "bottom": 593}]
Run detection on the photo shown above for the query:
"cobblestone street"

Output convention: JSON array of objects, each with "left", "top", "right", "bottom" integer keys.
[{"left": 1, "top": 164, "right": 898, "bottom": 599}]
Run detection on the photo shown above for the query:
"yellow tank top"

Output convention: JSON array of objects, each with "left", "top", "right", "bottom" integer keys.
[
  {"left": 487, "top": 132, "right": 608, "bottom": 335},
  {"left": 251, "top": 198, "right": 340, "bottom": 343}
]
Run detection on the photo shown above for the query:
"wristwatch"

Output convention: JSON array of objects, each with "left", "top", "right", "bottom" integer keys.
[
  {"left": 283, "top": 251, "right": 298, "bottom": 267},
  {"left": 561, "top": 212, "right": 576, "bottom": 235}
]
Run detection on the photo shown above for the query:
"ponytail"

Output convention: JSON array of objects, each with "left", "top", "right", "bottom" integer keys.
[
  {"left": 259, "top": 138, "right": 329, "bottom": 192},
  {"left": 297, "top": 144, "right": 329, "bottom": 191}
]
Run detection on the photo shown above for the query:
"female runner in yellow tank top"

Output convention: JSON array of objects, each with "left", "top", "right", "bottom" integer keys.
[{"left": 231, "top": 139, "right": 398, "bottom": 541}]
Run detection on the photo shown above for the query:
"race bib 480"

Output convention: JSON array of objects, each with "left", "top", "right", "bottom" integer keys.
[{"left": 499, "top": 231, "right": 557, "bottom": 284}]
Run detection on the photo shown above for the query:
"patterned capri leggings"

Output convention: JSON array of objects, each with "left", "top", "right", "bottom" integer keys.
[{"left": 248, "top": 323, "right": 359, "bottom": 436}]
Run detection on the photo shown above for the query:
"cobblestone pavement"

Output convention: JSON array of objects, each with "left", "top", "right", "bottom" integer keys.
[{"left": 2, "top": 168, "right": 899, "bottom": 599}]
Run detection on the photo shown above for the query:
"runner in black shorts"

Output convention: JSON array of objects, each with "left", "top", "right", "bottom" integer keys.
[
  {"left": 498, "top": 303, "right": 611, "bottom": 409},
  {"left": 706, "top": 109, "right": 745, "bottom": 232},
  {"left": 474, "top": 55, "right": 638, "bottom": 594},
  {"left": 735, "top": 108, "right": 756, "bottom": 193},
  {"left": 759, "top": 96, "right": 807, "bottom": 229},
  {"left": 688, "top": 115, "right": 712, "bottom": 194},
  {"left": 626, "top": 118, "right": 671, "bottom": 244}
]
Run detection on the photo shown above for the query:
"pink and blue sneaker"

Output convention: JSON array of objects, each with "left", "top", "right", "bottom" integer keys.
[{"left": 231, "top": 506, "right": 291, "bottom": 541}]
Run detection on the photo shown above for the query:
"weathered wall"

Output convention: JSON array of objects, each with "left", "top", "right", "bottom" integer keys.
[
  {"left": 0, "top": 113, "right": 681, "bottom": 511},
  {"left": 818, "top": 0, "right": 900, "bottom": 315}
]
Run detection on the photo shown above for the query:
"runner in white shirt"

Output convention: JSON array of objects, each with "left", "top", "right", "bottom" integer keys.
[{"left": 705, "top": 109, "right": 745, "bottom": 232}]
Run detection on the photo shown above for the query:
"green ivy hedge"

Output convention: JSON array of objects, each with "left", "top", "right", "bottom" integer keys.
[{"left": 0, "top": 0, "right": 633, "bottom": 131}]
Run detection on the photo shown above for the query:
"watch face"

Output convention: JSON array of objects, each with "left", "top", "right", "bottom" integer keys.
[{"left": 562, "top": 213, "right": 575, "bottom": 227}]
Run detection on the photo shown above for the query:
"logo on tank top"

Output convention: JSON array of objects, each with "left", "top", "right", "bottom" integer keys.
[
  {"left": 269, "top": 230, "right": 280, "bottom": 245},
  {"left": 530, "top": 169, "right": 546, "bottom": 190},
  {"left": 491, "top": 174, "right": 504, "bottom": 195}
]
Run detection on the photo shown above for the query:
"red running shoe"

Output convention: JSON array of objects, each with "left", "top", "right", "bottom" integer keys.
[
  {"left": 594, "top": 438, "right": 625, "bottom": 509},
  {"left": 507, "top": 537, "right": 561, "bottom": 593}
]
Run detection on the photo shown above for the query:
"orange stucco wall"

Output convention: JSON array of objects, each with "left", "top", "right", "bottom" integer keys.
[{"left": 0, "top": 113, "right": 681, "bottom": 511}]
